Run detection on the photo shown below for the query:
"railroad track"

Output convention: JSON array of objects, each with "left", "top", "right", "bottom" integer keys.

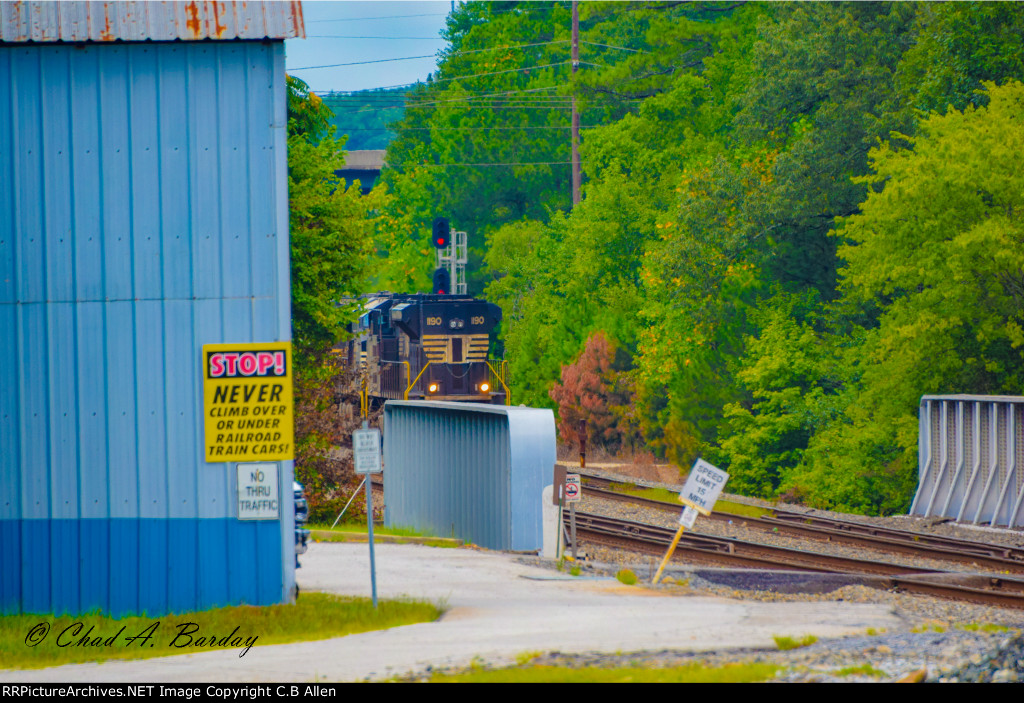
[
  {"left": 566, "top": 509, "right": 1024, "bottom": 611},
  {"left": 579, "top": 473, "right": 1024, "bottom": 574},
  {"left": 372, "top": 472, "right": 1024, "bottom": 607}
]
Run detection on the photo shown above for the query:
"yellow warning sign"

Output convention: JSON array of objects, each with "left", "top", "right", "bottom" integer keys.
[{"left": 203, "top": 342, "right": 294, "bottom": 463}]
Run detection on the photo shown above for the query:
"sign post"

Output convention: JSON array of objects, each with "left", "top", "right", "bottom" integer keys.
[
  {"left": 565, "top": 473, "right": 582, "bottom": 560},
  {"left": 353, "top": 422, "right": 383, "bottom": 608},
  {"left": 552, "top": 465, "right": 566, "bottom": 559},
  {"left": 652, "top": 459, "right": 729, "bottom": 584}
]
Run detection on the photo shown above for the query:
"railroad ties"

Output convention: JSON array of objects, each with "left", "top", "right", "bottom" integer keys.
[{"left": 573, "top": 473, "right": 1024, "bottom": 611}]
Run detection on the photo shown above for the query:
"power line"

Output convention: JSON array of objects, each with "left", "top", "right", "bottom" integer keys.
[
  {"left": 319, "top": 85, "right": 567, "bottom": 101},
  {"left": 310, "top": 58, "right": 579, "bottom": 95},
  {"left": 332, "top": 125, "right": 604, "bottom": 131},
  {"left": 291, "top": 40, "right": 571, "bottom": 72},
  {"left": 307, "top": 13, "right": 448, "bottom": 23},
  {"left": 306, "top": 35, "right": 447, "bottom": 40},
  {"left": 581, "top": 40, "right": 645, "bottom": 54},
  {"left": 291, "top": 55, "right": 436, "bottom": 71},
  {"left": 412, "top": 161, "right": 579, "bottom": 168}
]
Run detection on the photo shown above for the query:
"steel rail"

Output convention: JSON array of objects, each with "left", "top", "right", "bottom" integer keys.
[
  {"left": 579, "top": 473, "right": 1024, "bottom": 568},
  {"left": 569, "top": 511, "right": 939, "bottom": 577},
  {"left": 566, "top": 510, "right": 1024, "bottom": 610}
]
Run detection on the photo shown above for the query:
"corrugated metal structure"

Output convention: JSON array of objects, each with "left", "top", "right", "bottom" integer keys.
[
  {"left": 911, "top": 395, "right": 1024, "bottom": 528},
  {"left": 382, "top": 401, "right": 556, "bottom": 552},
  {"left": 0, "top": 1, "right": 303, "bottom": 43},
  {"left": 1, "top": 1, "right": 301, "bottom": 616}
]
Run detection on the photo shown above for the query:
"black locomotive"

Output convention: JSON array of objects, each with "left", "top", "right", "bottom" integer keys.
[{"left": 342, "top": 292, "right": 507, "bottom": 406}]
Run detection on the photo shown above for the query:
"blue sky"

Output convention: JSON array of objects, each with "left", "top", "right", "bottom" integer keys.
[{"left": 286, "top": 1, "right": 455, "bottom": 94}]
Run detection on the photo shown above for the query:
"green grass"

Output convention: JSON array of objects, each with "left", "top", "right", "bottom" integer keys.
[
  {"left": 773, "top": 634, "right": 818, "bottom": 650},
  {"left": 309, "top": 522, "right": 429, "bottom": 537},
  {"left": 309, "top": 522, "right": 461, "bottom": 548},
  {"left": 428, "top": 661, "right": 780, "bottom": 683},
  {"left": 714, "top": 499, "right": 773, "bottom": 519},
  {"left": 0, "top": 592, "right": 440, "bottom": 670},
  {"left": 958, "top": 622, "right": 1010, "bottom": 633},
  {"left": 608, "top": 485, "right": 772, "bottom": 519},
  {"left": 832, "top": 663, "right": 886, "bottom": 678}
]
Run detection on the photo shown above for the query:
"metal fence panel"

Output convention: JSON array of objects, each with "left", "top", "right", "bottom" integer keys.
[{"left": 913, "top": 395, "right": 1024, "bottom": 528}]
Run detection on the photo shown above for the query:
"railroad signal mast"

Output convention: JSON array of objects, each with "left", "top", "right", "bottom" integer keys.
[{"left": 431, "top": 216, "right": 467, "bottom": 295}]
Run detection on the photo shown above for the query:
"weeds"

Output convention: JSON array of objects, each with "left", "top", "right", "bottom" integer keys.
[
  {"left": 833, "top": 663, "right": 886, "bottom": 677},
  {"left": 773, "top": 634, "right": 818, "bottom": 650},
  {"left": 429, "top": 661, "right": 779, "bottom": 683},
  {"left": 616, "top": 569, "right": 638, "bottom": 586}
]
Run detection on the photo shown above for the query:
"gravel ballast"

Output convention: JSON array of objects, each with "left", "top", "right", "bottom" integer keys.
[{"left": 538, "top": 462, "right": 1024, "bottom": 682}]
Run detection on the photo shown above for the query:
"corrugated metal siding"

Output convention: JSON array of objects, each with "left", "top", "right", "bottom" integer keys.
[
  {"left": 382, "top": 401, "right": 556, "bottom": 552},
  {"left": 0, "top": 1, "right": 304, "bottom": 43},
  {"left": 912, "top": 396, "right": 1024, "bottom": 528},
  {"left": 0, "top": 40, "right": 293, "bottom": 616}
]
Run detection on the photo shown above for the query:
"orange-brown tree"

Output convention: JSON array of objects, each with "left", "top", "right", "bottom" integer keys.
[{"left": 549, "top": 331, "right": 637, "bottom": 456}]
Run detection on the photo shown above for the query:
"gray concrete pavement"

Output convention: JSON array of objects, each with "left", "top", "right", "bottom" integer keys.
[{"left": 0, "top": 542, "right": 901, "bottom": 682}]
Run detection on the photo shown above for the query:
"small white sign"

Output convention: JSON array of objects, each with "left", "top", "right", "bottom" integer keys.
[
  {"left": 353, "top": 428, "right": 382, "bottom": 474},
  {"left": 237, "top": 463, "right": 279, "bottom": 520},
  {"left": 679, "top": 505, "right": 699, "bottom": 528},
  {"left": 679, "top": 458, "right": 729, "bottom": 515},
  {"left": 565, "top": 474, "right": 582, "bottom": 503}
]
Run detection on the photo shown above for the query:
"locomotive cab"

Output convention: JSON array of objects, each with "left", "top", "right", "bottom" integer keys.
[{"left": 344, "top": 293, "right": 506, "bottom": 405}]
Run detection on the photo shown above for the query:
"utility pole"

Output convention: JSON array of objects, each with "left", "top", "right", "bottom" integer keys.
[{"left": 571, "top": 0, "right": 581, "bottom": 206}]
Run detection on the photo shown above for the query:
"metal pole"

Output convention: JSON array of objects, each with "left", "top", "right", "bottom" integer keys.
[
  {"left": 651, "top": 525, "right": 686, "bottom": 585},
  {"left": 556, "top": 495, "right": 564, "bottom": 561},
  {"left": 578, "top": 419, "right": 586, "bottom": 468},
  {"left": 571, "top": 0, "right": 581, "bottom": 206},
  {"left": 570, "top": 502, "right": 577, "bottom": 560},
  {"left": 363, "top": 420, "right": 378, "bottom": 608}
]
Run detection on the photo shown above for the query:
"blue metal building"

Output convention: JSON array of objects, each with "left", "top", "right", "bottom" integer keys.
[{"left": 0, "top": 1, "right": 303, "bottom": 616}]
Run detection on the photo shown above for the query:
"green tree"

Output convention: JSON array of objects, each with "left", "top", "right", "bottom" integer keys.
[
  {"left": 286, "top": 77, "right": 381, "bottom": 515},
  {"left": 892, "top": 3, "right": 1024, "bottom": 118},
  {"left": 789, "top": 81, "right": 1024, "bottom": 514},
  {"left": 714, "top": 291, "right": 846, "bottom": 498},
  {"left": 287, "top": 77, "right": 379, "bottom": 364}
]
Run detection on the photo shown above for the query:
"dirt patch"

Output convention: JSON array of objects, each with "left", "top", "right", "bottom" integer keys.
[{"left": 578, "top": 462, "right": 681, "bottom": 485}]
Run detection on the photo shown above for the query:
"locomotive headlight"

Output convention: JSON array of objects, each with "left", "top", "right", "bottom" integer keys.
[
  {"left": 428, "top": 382, "right": 440, "bottom": 394},
  {"left": 479, "top": 382, "right": 490, "bottom": 393}
]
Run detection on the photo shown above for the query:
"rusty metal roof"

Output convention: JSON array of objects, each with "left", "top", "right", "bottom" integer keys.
[{"left": 0, "top": 1, "right": 304, "bottom": 43}]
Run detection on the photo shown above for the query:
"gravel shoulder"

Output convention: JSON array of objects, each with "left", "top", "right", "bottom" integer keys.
[{"left": 542, "top": 462, "right": 1024, "bottom": 682}]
